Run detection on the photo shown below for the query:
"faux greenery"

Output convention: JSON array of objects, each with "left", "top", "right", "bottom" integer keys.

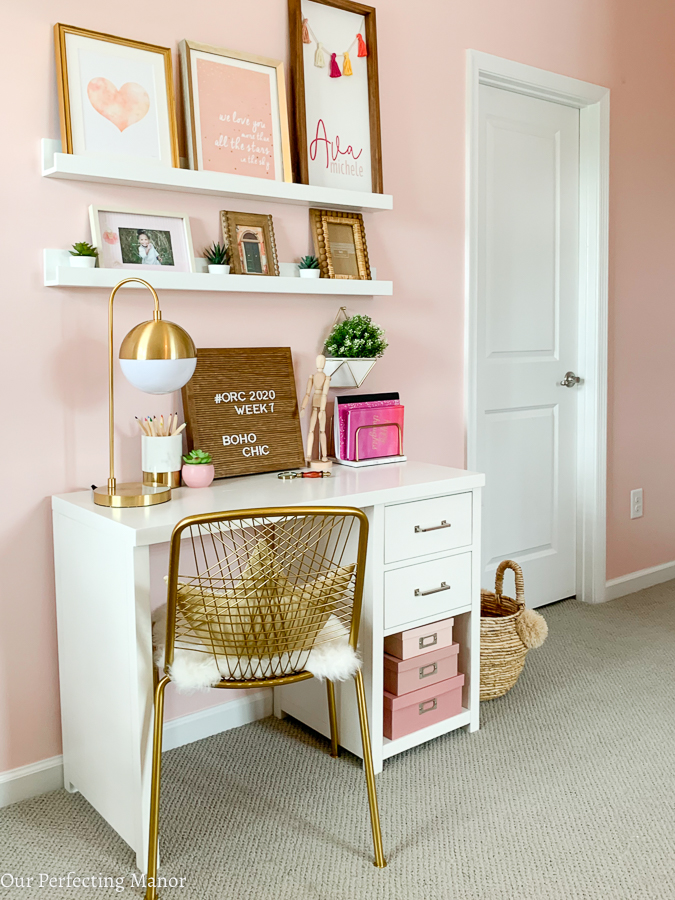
[
  {"left": 204, "top": 242, "right": 231, "bottom": 265},
  {"left": 70, "top": 241, "right": 98, "bottom": 257},
  {"left": 182, "top": 449, "right": 213, "bottom": 465},
  {"left": 324, "top": 313, "right": 388, "bottom": 359},
  {"left": 298, "top": 255, "right": 320, "bottom": 270}
]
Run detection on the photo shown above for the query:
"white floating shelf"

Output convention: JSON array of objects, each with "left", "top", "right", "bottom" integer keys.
[
  {"left": 43, "top": 250, "right": 393, "bottom": 297},
  {"left": 41, "top": 139, "right": 393, "bottom": 213}
]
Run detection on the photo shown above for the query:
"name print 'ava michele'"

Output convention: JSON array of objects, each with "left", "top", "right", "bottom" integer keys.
[{"left": 309, "top": 118, "right": 365, "bottom": 177}]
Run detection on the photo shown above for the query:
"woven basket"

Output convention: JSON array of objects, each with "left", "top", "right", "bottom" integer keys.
[{"left": 480, "top": 560, "right": 528, "bottom": 701}]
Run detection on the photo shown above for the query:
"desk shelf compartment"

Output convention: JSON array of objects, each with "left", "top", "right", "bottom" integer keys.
[
  {"left": 41, "top": 139, "right": 394, "bottom": 214},
  {"left": 43, "top": 250, "right": 393, "bottom": 297}
]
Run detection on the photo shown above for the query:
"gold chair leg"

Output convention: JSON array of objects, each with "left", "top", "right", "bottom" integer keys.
[
  {"left": 145, "top": 675, "right": 170, "bottom": 900},
  {"left": 353, "top": 669, "right": 386, "bottom": 868},
  {"left": 326, "top": 680, "right": 340, "bottom": 758}
]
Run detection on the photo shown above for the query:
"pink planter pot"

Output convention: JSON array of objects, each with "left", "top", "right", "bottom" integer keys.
[{"left": 182, "top": 464, "right": 215, "bottom": 488}]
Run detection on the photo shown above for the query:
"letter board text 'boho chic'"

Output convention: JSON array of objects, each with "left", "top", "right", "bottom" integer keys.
[{"left": 181, "top": 348, "right": 305, "bottom": 478}]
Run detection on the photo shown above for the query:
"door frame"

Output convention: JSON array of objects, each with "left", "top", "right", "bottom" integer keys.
[{"left": 465, "top": 50, "right": 610, "bottom": 604}]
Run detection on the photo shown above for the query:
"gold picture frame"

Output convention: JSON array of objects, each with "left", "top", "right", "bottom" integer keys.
[
  {"left": 54, "top": 24, "right": 179, "bottom": 167},
  {"left": 180, "top": 40, "right": 293, "bottom": 182},
  {"left": 221, "top": 211, "right": 280, "bottom": 276},
  {"left": 310, "top": 208, "right": 371, "bottom": 280}
]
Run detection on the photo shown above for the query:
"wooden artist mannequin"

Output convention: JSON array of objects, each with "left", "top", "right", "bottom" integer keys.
[{"left": 300, "top": 354, "right": 332, "bottom": 470}]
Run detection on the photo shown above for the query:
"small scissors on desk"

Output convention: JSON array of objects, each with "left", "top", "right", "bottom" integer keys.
[{"left": 277, "top": 470, "right": 332, "bottom": 479}]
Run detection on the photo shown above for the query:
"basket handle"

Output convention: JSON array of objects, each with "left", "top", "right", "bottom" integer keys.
[{"left": 494, "top": 560, "right": 525, "bottom": 610}]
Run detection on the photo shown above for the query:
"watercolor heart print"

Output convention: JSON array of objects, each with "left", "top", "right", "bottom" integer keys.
[{"left": 87, "top": 78, "right": 150, "bottom": 132}]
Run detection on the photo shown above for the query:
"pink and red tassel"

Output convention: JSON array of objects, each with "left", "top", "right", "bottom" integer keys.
[{"left": 329, "top": 52, "right": 342, "bottom": 77}]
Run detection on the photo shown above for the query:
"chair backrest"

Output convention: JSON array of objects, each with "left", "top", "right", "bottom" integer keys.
[{"left": 163, "top": 506, "right": 369, "bottom": 683}]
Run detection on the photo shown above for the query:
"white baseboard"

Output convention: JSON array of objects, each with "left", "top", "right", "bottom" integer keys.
[
  {"left": 605, "top": 560, "right": 675, "bottom": 601},
  {"left": 0, "top": 690, "right": 273, "bottom": 808},
  {"left": 161, "top": 689, "right": 273, "bottom": 752},
  {"left": 0, "top": 755, "right": 64, "bottom": 809}
]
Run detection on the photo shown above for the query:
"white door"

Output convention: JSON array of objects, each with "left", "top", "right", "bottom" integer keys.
[{"left": 475, "top": 85, "right": 580, "bottom": 607}]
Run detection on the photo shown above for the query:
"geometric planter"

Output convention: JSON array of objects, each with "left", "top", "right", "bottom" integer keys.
[{"left": 323, "top": 357, "right": 377, "bottom": 388}]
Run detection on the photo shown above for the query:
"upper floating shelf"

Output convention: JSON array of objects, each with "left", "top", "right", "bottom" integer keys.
[{"left": 41, "top": 139, "right": 394, "bottom": 213}]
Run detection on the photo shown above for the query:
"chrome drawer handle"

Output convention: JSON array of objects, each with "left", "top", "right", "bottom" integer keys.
[
  {"left": 415, "top": 581, "right": 451, "bottom": 598},
  {"left": 415, "top": 519, "right": 451, "bottom": 533},
  {"left": 419, "top": 662, "right": 438, "bottom": 679},
  {"left": 418, "top": 632, "right": 438, "bottom": 649},
  {"left": 419, "top": 698, "right": 437, "bottom": 714}
]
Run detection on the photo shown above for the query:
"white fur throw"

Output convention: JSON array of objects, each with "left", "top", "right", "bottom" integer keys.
[{"left": 153, "top": 605, "right": 361, "bottom": 693}]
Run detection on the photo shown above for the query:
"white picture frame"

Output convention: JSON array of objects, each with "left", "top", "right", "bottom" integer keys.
[
  {"left": 180, "top": 40, "right": 293, "bottom": 181},
  {"left": 89, "top": 206, "right": 196, "bottom": 273},
  {"left": 55, "top": 24, "right": 179, "bottom": 168}
]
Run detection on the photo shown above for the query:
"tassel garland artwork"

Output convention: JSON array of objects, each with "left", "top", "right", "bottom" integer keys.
[
  {"left": 303, "top": 18, "right": 367, "bottom": 74},
  {"left": 329, "top": 52, "right": 342, "bottom": 78}
]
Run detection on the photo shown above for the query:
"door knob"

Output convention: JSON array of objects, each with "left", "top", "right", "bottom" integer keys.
[{"left": 559, "top": 371, "right": 582, "bottom": 387}]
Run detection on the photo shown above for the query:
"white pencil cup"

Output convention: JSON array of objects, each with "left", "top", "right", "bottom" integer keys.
[{"left": 142, "top": 434, "right": 183, "bottom": 488}]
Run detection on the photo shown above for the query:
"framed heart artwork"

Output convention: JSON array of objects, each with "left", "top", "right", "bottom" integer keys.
[{"left": 54, "top": 24, "right": 179, "bottom": 167}]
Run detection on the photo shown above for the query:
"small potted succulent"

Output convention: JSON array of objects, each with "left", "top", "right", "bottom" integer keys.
[
  {"left": 298, "top": 255, "right": 321, "bottom": 279},
  {"left": 204, "top": 242, "right": 231, "bottom": 275},
  {"left": 181, "top": 448, "right": 215, "bottom": 488},
  {"left": 323, "top": 312, "right": 388, "bottom": 388},
  {"left": 69, "top": 241, "right": 98, "bottom": 269}
]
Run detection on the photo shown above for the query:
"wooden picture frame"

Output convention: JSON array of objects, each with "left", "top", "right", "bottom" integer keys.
[
  {"left": 310, "top": 208, "right": 371, "bottom": 279},
  {"left": 288, "top": 0, "right": 383, "bottom": 193},
  {"left": 54, "top": 23, "right": 179, "bottom": 167},
  {"left": 89, "top": 205, "right": 196, "bottom": 272},
  {"left": 181, "top": 347, "right": 306, "bottom": 478},
  {"left": 221, "top": 211, "right": 280, "bottom": 276},
  {"left": 179, "top": 40, "right": 293, "bottom": 181}
]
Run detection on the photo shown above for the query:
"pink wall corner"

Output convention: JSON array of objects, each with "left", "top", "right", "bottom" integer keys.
[{"left": 1, "top": 0, "right": 674, "bottom": 774}]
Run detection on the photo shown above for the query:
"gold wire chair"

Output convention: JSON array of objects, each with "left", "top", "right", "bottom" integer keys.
[{"left": 145, "top": 506, "right": 386, "bottom": 899}]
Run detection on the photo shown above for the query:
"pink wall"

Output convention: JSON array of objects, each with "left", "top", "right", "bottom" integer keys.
[{"left": 1, "top": 0, "right": 674, "bottom": 774}]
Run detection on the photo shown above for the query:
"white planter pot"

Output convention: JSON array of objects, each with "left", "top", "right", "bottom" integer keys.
[
  {"left": 208, "top": 264, "right": 230, "bottom": 275},
  {"left": 299, "top": 268, "right": 321, "bottom": 279},
  {"left": 70, "top": 256, "right": 97, "bottom": 268},
  {"left": 323, "top": 357, "right": 378, "bottom": 388}
]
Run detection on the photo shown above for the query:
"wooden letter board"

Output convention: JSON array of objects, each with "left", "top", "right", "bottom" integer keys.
[{"left": 182, "top": 348, "right": 305, "bottom": 478}]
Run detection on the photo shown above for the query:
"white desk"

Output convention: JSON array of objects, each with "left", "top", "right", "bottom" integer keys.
[{"left": 52, "top": 461, "right": 484, "bottom": 871}]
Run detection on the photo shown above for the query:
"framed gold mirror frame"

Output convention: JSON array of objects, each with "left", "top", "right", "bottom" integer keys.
[{"left": 310, "top": 208, "right": 371, "bottom": 280}]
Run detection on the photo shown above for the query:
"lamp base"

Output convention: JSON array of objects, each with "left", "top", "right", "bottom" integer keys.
[{"left": 93, "top": 482, "right": 172, "bottom": 508}]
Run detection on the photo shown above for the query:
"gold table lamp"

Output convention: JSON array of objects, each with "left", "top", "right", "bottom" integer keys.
[{"left": 93, "top": 278, "right": 196, "bottom": 508}]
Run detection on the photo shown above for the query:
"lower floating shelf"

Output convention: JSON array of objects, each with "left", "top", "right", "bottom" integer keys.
[
  {"left": 381, "top": 708, "right": 471, "bottom": 759},
  {"left": 43, "top": 250, "right": 392, "bottom": 297}
]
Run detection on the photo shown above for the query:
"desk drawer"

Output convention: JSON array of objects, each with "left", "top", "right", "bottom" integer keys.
[
  {"left": 384, "top": 493, "right": 472, "bottom": 563},
  {"left": 384, "top": 552, "right": 472, "bottom": 631}
]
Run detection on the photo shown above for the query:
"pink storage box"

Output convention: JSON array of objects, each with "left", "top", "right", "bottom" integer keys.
[
  {"left": 384, "top": 642, "right": 459, "bottom": 696},
  {"left": 383, "top": 673, "right": 465, "bottom": 741},
  {"left": 383, "top": 617, "right": 454, "bottom": 660}
]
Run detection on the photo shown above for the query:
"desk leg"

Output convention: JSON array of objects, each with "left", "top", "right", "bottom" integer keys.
[{"left": 53, "top": 513, "right": 154, "bottom": 873}]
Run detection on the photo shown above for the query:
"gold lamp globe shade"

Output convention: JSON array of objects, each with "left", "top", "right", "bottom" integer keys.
[
  {"left": 93, "top": 278, "right": 197, "bottom": 509},
  {"left": 119, "top": 318, "right": 197, "bottom": 393}
]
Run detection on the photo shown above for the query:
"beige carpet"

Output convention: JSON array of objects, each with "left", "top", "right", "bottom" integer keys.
[{"left": 2, "top": 582, "right": 675, "bottom": 899}]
